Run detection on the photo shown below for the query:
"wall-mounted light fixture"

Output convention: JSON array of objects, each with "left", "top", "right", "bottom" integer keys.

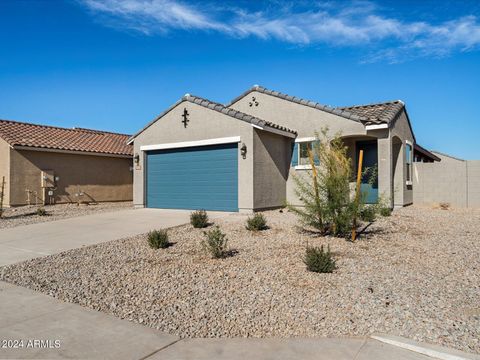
[
  {"left": 240, "top": 143, "right": 247, "bottom": 159},
  {"left": 134, "top": 153, "right": 140, "bottom": 164}
]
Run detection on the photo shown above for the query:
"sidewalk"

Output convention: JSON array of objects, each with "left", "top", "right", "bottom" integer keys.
[{"left": 2, "top": 281, "right": 478, "bottom": 360}]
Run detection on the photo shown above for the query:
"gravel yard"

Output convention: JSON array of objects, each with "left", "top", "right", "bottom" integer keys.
[
  {"left": 1, "top": 206, "right": 479, "bottom": 354},
  {"left": 0, "top": 202, "right": 132, "bottom": 229}
]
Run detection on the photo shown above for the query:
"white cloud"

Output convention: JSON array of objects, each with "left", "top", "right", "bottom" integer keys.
[{"left": 80, "top": 0, "right": 480, "bottom": 62}]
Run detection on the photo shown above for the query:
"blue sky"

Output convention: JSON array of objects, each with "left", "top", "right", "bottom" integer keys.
[{"left": 1, "top": 0, "right": 479, "bottom": 159}]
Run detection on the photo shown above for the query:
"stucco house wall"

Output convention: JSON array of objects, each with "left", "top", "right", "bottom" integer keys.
[
  {"left": 0, "top": 138, "right": 10, "bottom": 206},
  {"left": 133, "top": 101, "right": 256, "bottom": 211},
  {"left": 230, "top": 90, "right": 415, "bottom": 207},
  {"left": 390, "top": 110, "right": 415, "bottom": 206},
  {"left": 8, "top": 149, "right": 133, "bottom": 206},
  {"left": 253, "top": 129, "right": 290, "bottom": 209}
]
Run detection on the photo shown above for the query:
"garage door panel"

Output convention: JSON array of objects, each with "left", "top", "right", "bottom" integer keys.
[{"left": 146, "top": 143, "right": 238, "bottom": 211}]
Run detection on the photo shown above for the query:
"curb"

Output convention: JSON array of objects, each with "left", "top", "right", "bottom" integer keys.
[{"left": 371, "top": 335, "right": 479, "bottom": 360}]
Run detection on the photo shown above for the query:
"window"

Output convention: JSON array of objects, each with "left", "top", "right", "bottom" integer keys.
[
  {"left": 299, "top": 142, "right": 313, "bottom": 166},
  {"left": 406, "top": 141, "right": 413, "bottom": 185},
  {"left": 292, "top": 137, "right": 319, "bottom": 169}
]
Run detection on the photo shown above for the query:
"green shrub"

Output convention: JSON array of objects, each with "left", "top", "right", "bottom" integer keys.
[
  {"left": 246, "top": 213, "right": 268, "bottom": 231},
  {"left": 287, "top": 129, "right": 385, "bottom": 239},
  {"left": 190, "top": 209, "right": 209, "bottom": 228},
  {"left": 202, "top": 226, "right": 228, "bottom": 258},
  {"left": 359, "top": 206, "right": 377, "bottom": 223},
  {"left": 303, "top": 245, "right": 336, "bottom": 273},
  {"left": 147, "top": 229, "right": 169, "bottom": 249},
  {"left": 380, "top": 207, "right": 392, "bottom": 217},
  {"left": 36, "top": 207, "right": 47, "bottom": 216}
]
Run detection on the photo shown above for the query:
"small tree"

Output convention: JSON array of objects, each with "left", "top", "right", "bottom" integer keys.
[{"left": 288, "top": 129, "right": 380, "bottom": 238}]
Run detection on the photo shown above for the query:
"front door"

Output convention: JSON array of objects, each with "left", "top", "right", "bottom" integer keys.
[{"left": 356, "top": 141, "right": 378, "bottom": 204}]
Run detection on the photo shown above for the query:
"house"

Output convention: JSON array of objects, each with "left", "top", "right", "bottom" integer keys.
[
  {"left": 129, "top": 85, "right": 439, "bottom": 212},
  {"left": 0, "top": 119, "right": 133, "bottom": 207}
]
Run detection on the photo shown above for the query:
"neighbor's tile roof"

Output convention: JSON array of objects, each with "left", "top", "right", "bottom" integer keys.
[
  {"left": 0, "top": 119, "right": 133, "bottom": 156},
  {"left": 336, "top": 101, "right": 405, "bottom": 125}
]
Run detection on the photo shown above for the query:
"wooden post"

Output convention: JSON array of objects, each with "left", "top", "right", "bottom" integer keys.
[
  {"left": 352, "top": 150, "right": 364, "bottom": 242},
  {"left": 0, "top": 176, "right": 5, "bottom": 218}
]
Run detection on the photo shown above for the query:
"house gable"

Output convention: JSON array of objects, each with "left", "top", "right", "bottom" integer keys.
[{"left": 228, "top": 89, "right": 366, "bottom": 138}]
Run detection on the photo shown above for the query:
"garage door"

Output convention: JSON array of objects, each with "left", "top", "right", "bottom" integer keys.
[{"left": 146, "top": 143, "right": 238, "bottom": 211}]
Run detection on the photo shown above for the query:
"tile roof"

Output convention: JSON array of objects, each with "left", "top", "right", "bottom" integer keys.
[
  {"left": 128, "top": 94, "right": 297, "bottom": 142},
  {"left": 184, "top": 94, "right": 297, "bottom": 135},
  {"left": 228, "top": 85, "right": 407, "bottom": 125},
  {"left": 415, "top": 144, "right": 441, "bottom": 162},
  {"left": 0, "top": 119, "right": 133, "bottom": 156},
  {"left": 336, "top": 101, "right": 405, "bottom": 125},
  {"left": 227, "top": 85, "right": 369, "bottom": 123}
]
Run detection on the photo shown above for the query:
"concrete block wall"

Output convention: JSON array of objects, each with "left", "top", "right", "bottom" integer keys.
[{"left": 413, "top": 153, "right": 480, "bottom": 208}]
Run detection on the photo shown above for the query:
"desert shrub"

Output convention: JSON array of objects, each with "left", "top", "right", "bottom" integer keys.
[
  {"left": 202, "top": 226, "right": 228, "bottom": 258},
  {"left": 246, "top": 213, "right": 267, "bottom": 231},
  {"left": 303, "top": 245, "right": 336, "bottom": 273},
  {"left": 190, "top": 209, "right": 209, "bottom": 228},
  {"left": 380, "top": 207, "right": 392, "bottom": 217},
  {"left": 439, "top": 202, "right": 450, "bottom": 210},
  {"left": 36, "top": 208, "right": 47, "bottom": 216},
  {"left": 288, "top": 129, "right": 382, "bottom": 238},
  {"left": 360, "top": 206, "right": 377, "bottom": 223},
  {"left": 147, "top": 229, "right": 169, "bottom": 249}
]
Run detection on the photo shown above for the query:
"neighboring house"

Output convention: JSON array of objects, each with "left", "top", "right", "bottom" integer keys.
[
  {"left": 0, "top": 119, "right": 133, "bottom": 207},
  {"left": 129, "top": 85, "right": 439, "bottom": 212}
]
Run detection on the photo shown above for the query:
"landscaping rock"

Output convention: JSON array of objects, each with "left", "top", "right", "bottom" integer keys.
[{"left": 1, "top": 206, "right": 479, "bottom": 354}]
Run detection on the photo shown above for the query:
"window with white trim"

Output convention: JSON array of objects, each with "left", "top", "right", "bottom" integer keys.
[
  {"left": 406, "top": 141, "right": 413, "bottom": 185},
  {"left": 298, "top": 141, "right": 313, "bottom": 166}
]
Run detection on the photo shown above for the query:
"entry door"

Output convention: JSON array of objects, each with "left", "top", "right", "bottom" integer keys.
[
  {"left": 146, "top": 143, "right": 238, "bottom": 211},
  {"left": 356, "top": 141, "right": 379, "bottom": 204}
]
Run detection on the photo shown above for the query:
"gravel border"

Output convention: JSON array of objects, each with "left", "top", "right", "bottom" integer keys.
[
  {"left": 1, "top": 206, "right": 478, "bottom": 354},
  {"left": 0, "top": 202, "right": 133, "bottom": 229}
]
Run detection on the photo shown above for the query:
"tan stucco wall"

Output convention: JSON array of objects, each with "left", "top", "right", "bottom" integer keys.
[
  {"left": 9, "top": 149, "right": 133, "bottom": 206},
  {"left": 414, "top": 153, "right": 480, "bottom": 208},
  {"left": 253, "top": 129, "right": 290, "bottom": 209},
  {"left": 0, "top": 138, "right": 10, "bottom": 206},
  {"left": 467, "top": 160, "right": 480, "bottom": 207},
  {"left": 230, "top": 91, "right": 405, "bottom": 207},
  {"left": 390, "top": 110, "right": 415, "bottom": 206},
  {"left": 132, "top": 101, "right": 255, "bottom": 211}
]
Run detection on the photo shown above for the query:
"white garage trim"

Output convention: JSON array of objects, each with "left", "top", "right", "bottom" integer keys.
[{"left": 140, "top": 136, "right": 241, "bottom": 151}]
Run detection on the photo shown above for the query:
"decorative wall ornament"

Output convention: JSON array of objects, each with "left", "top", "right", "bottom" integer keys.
[
  {"left": 182, "top": 108, "right": 190, "bottom": 128},
  {"left": 240, "top": 143, "right": 247, "bottom": 159},
  {"left": 249, "top": 96, "right": 259, "bottom": 107}
]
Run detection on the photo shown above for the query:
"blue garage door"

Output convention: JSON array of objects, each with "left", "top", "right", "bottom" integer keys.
[{"left": 146, "top": 143, "right": 238, "bottom": 211}]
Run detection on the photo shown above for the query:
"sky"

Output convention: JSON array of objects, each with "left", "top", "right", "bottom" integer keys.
[{"left": 1, "top": 0, "right": 479, "bottom": 159}]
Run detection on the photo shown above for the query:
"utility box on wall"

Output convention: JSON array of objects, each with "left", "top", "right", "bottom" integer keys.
[{"left": 41, "top": 170, "right": 55, "bottom": 188}]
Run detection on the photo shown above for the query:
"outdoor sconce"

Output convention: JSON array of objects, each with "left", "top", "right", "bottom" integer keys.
[
  {"left": 240, "top": 143, "right": 247, "bottom": 159},
  {"left": 134, "top": 153, "right": 140, "bottom": 164}
]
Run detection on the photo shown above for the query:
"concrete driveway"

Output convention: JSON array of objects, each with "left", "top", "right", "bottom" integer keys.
[{"left": 0, "top": 208, "right": 229, "bottom": 266}]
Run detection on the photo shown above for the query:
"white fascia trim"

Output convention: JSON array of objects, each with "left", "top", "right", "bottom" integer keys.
[
  {"left": 251, "top": 124, "right": 296, "bottom": 139},
  {"left": 365, "top": 124, "right": 388, "bottom": 130},
  {"left": 140, "top": 136, "right": 241, "bottom": 151},
  {"left": 295, "top": 137, "right": 316, "bottom": 143}
]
